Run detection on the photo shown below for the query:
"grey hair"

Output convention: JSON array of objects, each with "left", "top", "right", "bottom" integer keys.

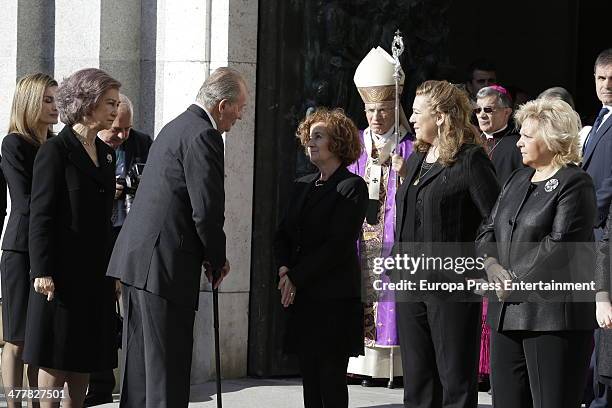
[
  {"left": 196, "top": 67, "right": 245, "bottom": 110},
  {"left": 537, "top": 87, "right": 575, "bottom": 109},
  {"left": 56, "top": 68, "right": 121, "bottom": 126},
  {"left": 118, "top": 93, "right": 134, "bottom": 116},
  {"left": 595, "top": 48, "right": 612, "bottom": 71},
  {"left": 476, "top": 86, "right": 512, "bottom": 108}
]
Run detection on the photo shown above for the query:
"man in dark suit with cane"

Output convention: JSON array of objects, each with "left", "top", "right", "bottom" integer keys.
[{"left": 107, "top": 67, "right": 248, "bottom": 408}]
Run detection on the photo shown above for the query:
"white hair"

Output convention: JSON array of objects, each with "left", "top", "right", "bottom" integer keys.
[{"left": 119, "top": 93, "right": 133, "bottom": 116}]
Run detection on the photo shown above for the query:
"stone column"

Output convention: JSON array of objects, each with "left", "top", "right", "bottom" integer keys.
[
  {"left": 139, "top": 0, "right": 158, "bottom": 136},
  {"left": 100, "top": 0, "right": 142, "bottom": 125},
  {"left": 16, "top": 0, "right": 55, "bottom": 78},
  {"left": 53, "top": 0, "right": 101, "bottom": 82},
  {"left": 190, "top": 0, "right": 258, "bottom": 384},
  {"left": 151, "top": 0, "right": 209, "bottom": 137},
  {"left": 0, "top": 0, "right": 18, "bottom": 133}
]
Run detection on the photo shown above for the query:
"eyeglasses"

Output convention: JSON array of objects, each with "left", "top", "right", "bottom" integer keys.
[{"left": 474, "top": 107, "right": 497, "bottom": 114}]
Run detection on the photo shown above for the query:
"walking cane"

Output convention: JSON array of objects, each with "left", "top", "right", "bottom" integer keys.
[{"left": 212, "top": 269, "right": 223, "bottom": 408}]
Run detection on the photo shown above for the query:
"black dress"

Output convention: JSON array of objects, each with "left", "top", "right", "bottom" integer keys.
[
  {"left": 23, "top": 126, "right": 117, "bottom": 372},
  {"left": 275, "top": 167, "right": 368, "bottom": 407}
]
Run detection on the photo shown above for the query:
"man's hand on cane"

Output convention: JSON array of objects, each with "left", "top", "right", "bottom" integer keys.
[{"left": 205, "top": 259, "right": 230, "bottom": 289}]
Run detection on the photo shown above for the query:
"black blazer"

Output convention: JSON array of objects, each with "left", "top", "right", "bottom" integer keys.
[
  {"left": 1, "top": 133, "right": 39, "bottom": 251},
  {"left": 107, "top": 105, "right": 226, "bottom": 310},
  {"left": 395, "top": 145, "right": 499, "bottom": 266},
  {"left": 29, "top": 126, "right": 116, "bottom": 283},
  {"left": 0, "top": 166, "right": 5, "bottom": 231},
  {"left": 582, "top": 114, "right": 612, "bottom": 229},
  {"left": 274, "top": 167, "right": 368, "bottom": 300},
  {"left": 477, "top": 165, "right": 598, "bottom": 331},
  {"left": 483, "top": 125, "right": 524, "bottom": 185},
  {"left": 122, "top": 128, "right": 152, "bottom": 170}
]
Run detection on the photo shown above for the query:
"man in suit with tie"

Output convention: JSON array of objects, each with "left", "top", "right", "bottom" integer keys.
[
  {"left": 107, "top": 67, "right": 247, "bottom": 407},
  {"left": 582, "top": 48, "right": 612, "bottom": 408}
]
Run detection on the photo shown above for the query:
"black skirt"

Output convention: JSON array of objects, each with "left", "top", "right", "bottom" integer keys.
[
  {"left": 1, "top": 251, "right": 30, "bottom": 342},
  {"left": 23, "top": 274, "right": 118, "bottom": 373}
]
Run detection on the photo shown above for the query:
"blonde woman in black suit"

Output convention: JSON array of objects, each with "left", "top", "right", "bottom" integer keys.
[
  {"left": 477, "top": 99, "right": 597, "bottom": 408},
  {"left": 24, "top": 68, "right": 120, "bottom": 408},
  {"left": 1, "top": 73, "right": 58, "bottom": 408}
]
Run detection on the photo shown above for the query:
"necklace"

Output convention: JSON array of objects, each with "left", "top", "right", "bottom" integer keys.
[
  {"left": 315, "top": 179, "right": 326, "bottom": 187},
  {"left": 413, "top": 160, "right": 435, "bottom": 186},
  {"left": 73, "top": 131, "right": 94, "bottom": 147}
]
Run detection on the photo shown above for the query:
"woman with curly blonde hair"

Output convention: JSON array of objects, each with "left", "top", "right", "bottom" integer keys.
[
  {"left": 275, "top": 108, "right": 368, "bottom": 407},
  {"left": 395, "top": 80, "right": 500, "bottom": 407}
]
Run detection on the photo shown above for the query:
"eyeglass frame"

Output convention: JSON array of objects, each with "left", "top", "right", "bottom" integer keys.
[{"left": 474, "top": 106, "right": 504, "bottom": 115}]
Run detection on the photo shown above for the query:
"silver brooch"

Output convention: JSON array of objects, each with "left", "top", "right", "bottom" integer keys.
[
  {"left": 544, "top": 178, "right": 559, "bottom": 192},
  {"left": 106, "top": 153, "right": 113, "bottom": 164}
]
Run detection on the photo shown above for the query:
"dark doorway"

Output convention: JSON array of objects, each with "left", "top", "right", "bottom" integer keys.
[{"left": 249, "top": 0, "right": 609, "bottom": 377}]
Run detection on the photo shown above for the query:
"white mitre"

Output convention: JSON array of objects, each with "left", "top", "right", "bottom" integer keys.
[
  {"left": 354, "top": 46, "right": 404, "bottom": 103},
  {"left": 354, "top": 46, "right": 409, "bottom": 132}
]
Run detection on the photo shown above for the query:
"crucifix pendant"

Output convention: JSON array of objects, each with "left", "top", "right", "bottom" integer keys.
[{"left": 413, "top": 179, "right": 420, "bottom": 186}]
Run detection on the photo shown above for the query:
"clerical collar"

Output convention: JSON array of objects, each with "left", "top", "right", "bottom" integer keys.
[
  {"left": 193, "top": 101, "right": 218, "bottom": 130},
  {"left": 483, "top": 124, "right": 508, "bottom": 139},
  {"left": 369, "top": 126, "right": 395, "bottom": 143}
]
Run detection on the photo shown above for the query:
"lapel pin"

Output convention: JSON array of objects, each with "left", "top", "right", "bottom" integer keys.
[
  {"left": 544, "top": 178, "right": 559, "bottom": 192},
  {"left": 106, "top": 153, "right": 113, "bottom": 164}
]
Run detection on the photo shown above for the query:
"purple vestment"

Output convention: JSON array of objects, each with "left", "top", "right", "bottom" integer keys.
[{"left": 347, "top": 130, "right": 413, "bottom": 346}]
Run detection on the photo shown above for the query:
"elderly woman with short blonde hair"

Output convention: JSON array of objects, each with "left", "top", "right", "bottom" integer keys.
[{"left": 477, "top": 98, "right": 598, "bottom": 408}]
